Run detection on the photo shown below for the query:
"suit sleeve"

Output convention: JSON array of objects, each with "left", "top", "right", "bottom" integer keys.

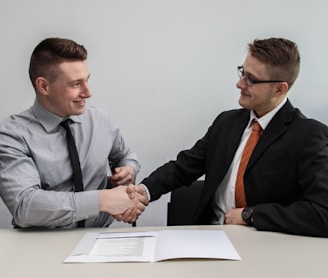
[{"left": 141, "top": 126, "right": 212, "bottom": 201}]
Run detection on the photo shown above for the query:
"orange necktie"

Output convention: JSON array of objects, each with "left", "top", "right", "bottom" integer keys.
[{"left": 235, "top": 121, "right": 262, "bottom": 208}]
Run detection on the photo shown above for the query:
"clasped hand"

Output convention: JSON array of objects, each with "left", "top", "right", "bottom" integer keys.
[
  {"left": 112, "top": 184, "right": 149, "bottom": 223},
  {"left": 99, "top": 183, "right": 149, "bottom": 224},
  {"left": 109, "top": 165, "right": 136, "bottom": 186}
]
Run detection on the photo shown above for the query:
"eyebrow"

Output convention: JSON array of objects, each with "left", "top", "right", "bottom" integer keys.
[
  {"left": 67, "top": 74, "right": 91, "bottom": 85},
  {"left": 242, "top": 67, "right": 260, "bottom": 80}
]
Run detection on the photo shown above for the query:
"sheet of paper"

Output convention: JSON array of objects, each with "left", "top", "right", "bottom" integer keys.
[
  {"left": 154, "top": 230, "right": 241, "bottom": 261},
  {"left": 64, "top": 229, "right": 241, "bottom": 263}
]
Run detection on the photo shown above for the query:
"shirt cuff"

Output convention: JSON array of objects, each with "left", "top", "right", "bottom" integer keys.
[
  {"left": 140, "top": 183, "right": 151, "bottom": 201},
  {"left": 75, "top": 191, "right": 99, "bottom": 222}
]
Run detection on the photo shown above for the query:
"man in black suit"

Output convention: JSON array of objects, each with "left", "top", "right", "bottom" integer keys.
[{"left": 131, "top": 38, "right": 328, "bottom": 237}]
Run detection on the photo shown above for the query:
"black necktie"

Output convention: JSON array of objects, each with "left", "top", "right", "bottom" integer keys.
[{"left": 60, "top": 119, "right": 85, "bottom": 227}]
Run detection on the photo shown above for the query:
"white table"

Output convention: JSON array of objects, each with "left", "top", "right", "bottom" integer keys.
[{"left": 0, "top": 225, "right": 327, "bottom": 278}]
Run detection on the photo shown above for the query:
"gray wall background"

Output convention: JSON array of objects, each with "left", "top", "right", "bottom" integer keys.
[{"left": 0, "top": 0, "right": 327, "bottom": 228}]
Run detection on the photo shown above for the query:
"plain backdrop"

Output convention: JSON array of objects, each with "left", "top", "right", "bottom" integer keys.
[{"left": 0, "top": 0, "right": 327, "bottom": 228}]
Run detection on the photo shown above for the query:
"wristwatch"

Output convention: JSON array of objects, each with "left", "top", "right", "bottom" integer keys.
[{"left": 242, "top": 206, "right": 254, "bottom": 226}]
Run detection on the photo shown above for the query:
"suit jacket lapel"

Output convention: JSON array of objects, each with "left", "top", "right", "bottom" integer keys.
[
  {"left": 226, "top": 110, "right": 250, "bottom": 164},
  {"left": 204, "top": 110, "right": 249, "bottom": 200},
  {"left": 196, "top": 110, "right": 249, "bottom": 221},
  {"left": 247, "top": 100, "right": 295, "bottom": 169}
]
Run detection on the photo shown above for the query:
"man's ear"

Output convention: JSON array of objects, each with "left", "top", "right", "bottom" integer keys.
[
  {"left": 275, "top": 81, "right": 289, "bottom": 96},
  {"left": 35, "top": 77, "right": 49, "bottom": 96}
]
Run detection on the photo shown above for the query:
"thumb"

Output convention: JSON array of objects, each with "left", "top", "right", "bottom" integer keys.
[{"left": 126, "top": 184, "right": 136, "bottom": 199}]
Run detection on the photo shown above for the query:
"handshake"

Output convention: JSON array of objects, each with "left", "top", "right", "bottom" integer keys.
[{"left": 99, "top": 184, "right": 149, "bottom": 224}]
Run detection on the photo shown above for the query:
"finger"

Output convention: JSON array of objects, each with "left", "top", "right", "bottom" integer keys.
[
  {"left": 113, "top": 178, "right": 128, "bottom": 186},
  {"left": 126, "top": 184, "right": 136, "bottom": 199},
  {"left": 128, "top": 208, "right": 138, "bottom": 223},
  {"left": 109, "top": 173, "right": 122, "bottom": 182},
  {"left": 137, "top": 193, "right": 149, "bottom": 205},
  {"left": 114, "top": 214, "right": 123, "bottom": 222},
  {"left": 129, "top": 215, "right": 138, "bottom": 223},
  {"left": 116, "top": 209, "right": 133, "bottom": 223},
  {"left": 135, "top": 201, "right": 145, "bottom": 212},
  {"left": 136, "top": 209, "right": 143, "bottom": 215},
  {"left": 122, "top": 208, "right": 138, "bottom": 223},
  {"left": 110, "top": 174, "right": 131, "bottom": 186}
]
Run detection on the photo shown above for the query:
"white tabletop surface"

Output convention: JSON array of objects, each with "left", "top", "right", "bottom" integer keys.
[{"left": 0, "top": 225, "right": 327, "bottom": 278}]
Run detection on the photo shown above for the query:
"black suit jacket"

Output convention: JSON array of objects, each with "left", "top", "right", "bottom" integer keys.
[{"left": 143, "top": 100, "right": 328, "bottom": 237}]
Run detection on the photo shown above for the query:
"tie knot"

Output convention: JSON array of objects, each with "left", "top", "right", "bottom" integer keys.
[
  {"left": 60, "top": 119, "right": 71, "bottom": 130},
  {"left": 252, "top": 121, "right": 262, "bottom": 132}
]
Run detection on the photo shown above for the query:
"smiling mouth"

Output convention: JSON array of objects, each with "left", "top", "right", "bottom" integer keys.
[
  {"left": 73, "top": 100, "right": 86, "bottom": 106},
  {"left": 240, "top": 91, "right": 250, "bottom": 97}
]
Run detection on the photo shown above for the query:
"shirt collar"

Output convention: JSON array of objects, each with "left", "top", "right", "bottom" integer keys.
[
  {"left": 31, "top": 99, "right": 82, "bottom": 133},
  {"left": 248, "top": 97, "right": 287, "bottom": 130}
]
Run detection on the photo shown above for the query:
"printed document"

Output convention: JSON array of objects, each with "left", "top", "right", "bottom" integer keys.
[{"left": 64, "top": 229, "right": 241, "bottom": 263}]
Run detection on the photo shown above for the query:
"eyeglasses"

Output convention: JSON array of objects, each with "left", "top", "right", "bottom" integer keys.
[{"left": 237, "top": 66, "right": 284, "bottom": 87}]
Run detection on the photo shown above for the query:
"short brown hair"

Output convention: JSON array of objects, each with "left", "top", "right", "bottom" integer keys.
[
  {"left": 248, "top": 38, "right": 300, "bottom": 89},
  {"left": 29, "top": 37, "right": 87, "bottom": 90}
]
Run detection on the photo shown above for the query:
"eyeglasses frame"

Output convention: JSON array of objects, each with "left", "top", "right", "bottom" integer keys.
[{"left": 237, "top": 66, "right": 284, "bottom": 87}]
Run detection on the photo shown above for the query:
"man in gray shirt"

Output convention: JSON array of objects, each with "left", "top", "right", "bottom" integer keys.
[{"left": 0, "top": 37, "right": 146, "bottom": 228}]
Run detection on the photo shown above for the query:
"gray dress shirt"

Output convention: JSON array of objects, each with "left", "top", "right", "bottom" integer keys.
[{"left": 0, "top": 100, "right": 140, "bottom": 228}]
